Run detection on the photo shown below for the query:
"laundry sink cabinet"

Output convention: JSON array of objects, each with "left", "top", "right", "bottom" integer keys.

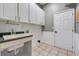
[{"left": 0, "top": 33, "right": 33, "bottom": 56}]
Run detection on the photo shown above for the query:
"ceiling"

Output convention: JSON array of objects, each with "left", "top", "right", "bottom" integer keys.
[
  {"left": 36, "top": 3, "right": 48, "bottom": 9},
  {"left": 37, "top": 3, "right": 47, "bottom": 5},
  {"left": 37, "top": 3, "right": 77, "bottom": 9}
]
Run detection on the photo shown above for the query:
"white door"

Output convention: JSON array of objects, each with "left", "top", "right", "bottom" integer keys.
[
  {"left": 19, "top": 3, "right": 29, "bottom": 23},
  {"left": 54, "top": 9, "right": 74, "bottom": 51},
  {"left": 3, "top": 3, "right": 17, "bottom": 20}
]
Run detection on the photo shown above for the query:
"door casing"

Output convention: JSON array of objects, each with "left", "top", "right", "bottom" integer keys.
[{"left": 54, "top": 8, "right": 75, "bottom": 51}]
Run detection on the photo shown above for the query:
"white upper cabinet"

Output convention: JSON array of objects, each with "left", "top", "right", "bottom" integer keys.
[
  {"left": 0, "top": 4, "right": 3, "bottom": 19},
  {"left": 3, "top": 3, "right": 17, "bottom": 20},
  {"left": 41, "top": 10, "right": 45, "bottom": 25},
  {"left": 30, "top": 3, "right": 37, "bottom": 24},
  {"left": 19, "top": 3, "right": 29, "bottom": 23},
  {"left": 0, "top": 3, "right": 45, "bottom": 25},
  {"left": 30, "top": 3, "right": 45, "bottom": 25},
  {"left": 36, "top": 6, "right": 41, "bottom": 25},
  {"left": 37, "top": 7, "right": 45, "bottom": 25}
]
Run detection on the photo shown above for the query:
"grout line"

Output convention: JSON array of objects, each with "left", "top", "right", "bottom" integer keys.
[{"left": 32, "top": 43, "right": 75, "bottom": 56}]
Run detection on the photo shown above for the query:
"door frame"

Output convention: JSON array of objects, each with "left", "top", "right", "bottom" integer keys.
[{"left": 53, "top": 8, "right": 75, "bottom": 51}]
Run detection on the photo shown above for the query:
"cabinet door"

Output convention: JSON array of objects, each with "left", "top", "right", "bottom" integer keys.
[
  {"left": 0, "top": 4, "right": 3, "bottom": 19},
  {"left": 30, "top": 3, "right": 37, "bottom": 24},
  {"left": 41, "top": 10, "right": 45, "bottom": 25},
  {"left": 3, "top": 3, "right": 17, "bottom": 20},
  {"left": 19, "top": 3, "right": 29, "bottom": 23},
  {"left": 37, "top": 7, "right": 45, "bottom": 25},
  {"left": 39, "top": 9, "right": 45, "bottom": 25},
  {"left": 43, "top": 32, "right": 54, "bottom": 46},
  {"left": 36, "top": 6, "right": 41, "bottom": 25},
  {"left": 30, "top": 3, "right": 45, "bottom": 25}
]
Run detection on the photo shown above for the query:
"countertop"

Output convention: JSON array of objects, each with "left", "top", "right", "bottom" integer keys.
[
  {"left": 0, "top": 33, "right": 33, "bottom": 43},
  {"left": 0, "top": 33, "right": 33, "bottom": 51}
]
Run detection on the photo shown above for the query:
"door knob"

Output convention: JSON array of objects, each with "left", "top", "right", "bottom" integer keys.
[{"left": 54, "top": 31, "right": 58, "bottom": 33}]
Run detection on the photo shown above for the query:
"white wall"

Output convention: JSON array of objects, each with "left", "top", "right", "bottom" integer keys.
[
  {"left": 43, "top": 3, "right": 69, "bottom": 31},
  {"left": 0, "top": 22, "right": 43, "bottom": 48}
]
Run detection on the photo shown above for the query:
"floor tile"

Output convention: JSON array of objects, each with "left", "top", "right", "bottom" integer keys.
[
  {"left": 52, "top": 47, "right": 60, "bottom": 51},
  {"left": 57, "top": 52, "right": 67, "bottom": 56},
  {"left": 58, "top": 48, "right": 67, "bottom": 54},
  {"left": 47, "top": 53, "right": 57, "bottom": 56},
  {"left": 32, "top": 43, "right": 76, "bottom": 56},
  {"left": 38, "top": 50, "right": 49, "bottom": 56},
  {"left": 67, "top": 51, "right": 75, "bottom": 56},
  {"left": 32, "top": 51, "right": 40, "bottom": 56},
  {"left": 50, "top": 50, "right": 58, "bottom": 55}
]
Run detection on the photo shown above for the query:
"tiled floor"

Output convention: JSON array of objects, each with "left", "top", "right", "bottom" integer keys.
[{"left": 32, "top": 43, "right": 75, "bottom": 56}]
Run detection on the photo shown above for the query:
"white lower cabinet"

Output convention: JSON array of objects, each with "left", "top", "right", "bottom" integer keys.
[{"left": 42, "top": 31, "right": 54, "bottom": 46}]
